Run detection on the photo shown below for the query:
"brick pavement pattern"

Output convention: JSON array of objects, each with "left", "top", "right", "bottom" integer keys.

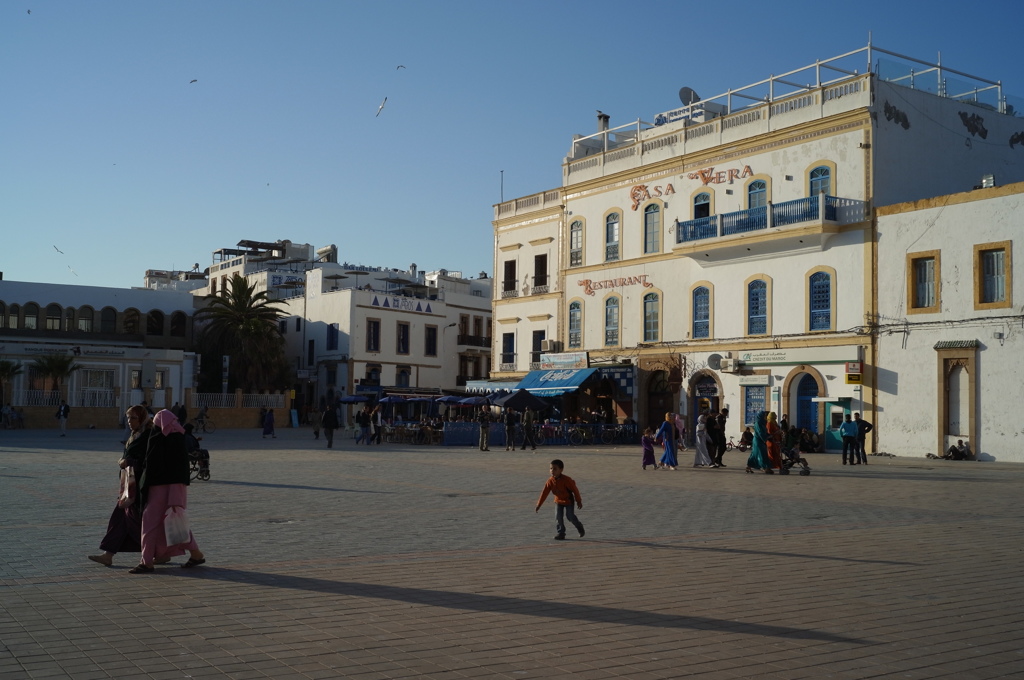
[{"left": 1, "top": 429, "right": 1023, "bottom": 679}]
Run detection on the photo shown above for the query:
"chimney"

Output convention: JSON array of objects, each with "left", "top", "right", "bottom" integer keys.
[{"left": 597, "top": 110, "right": 610, "bottom": 132}]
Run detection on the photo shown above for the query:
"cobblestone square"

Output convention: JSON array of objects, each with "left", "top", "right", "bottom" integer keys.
[{"left": 2, "top": 428, "right": 1022, "bottom": 678}]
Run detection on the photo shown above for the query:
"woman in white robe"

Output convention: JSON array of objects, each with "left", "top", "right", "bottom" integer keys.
[{"left": 693, "top": 414, "right": 714, "bottom": 467}]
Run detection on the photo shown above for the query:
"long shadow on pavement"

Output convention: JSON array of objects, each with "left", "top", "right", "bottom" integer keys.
[
  {"left": 208, "top": 480, "right": 394, "bottom": 494},
  {"left": 596, "top": 539, "right": 919, "bottom": 566},
  {"left": 173, "top": 567, "right": 870, "bottom": 646}
]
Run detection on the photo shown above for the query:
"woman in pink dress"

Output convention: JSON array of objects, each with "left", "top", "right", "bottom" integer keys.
[{"left": 130, "top": 409, "right": 205, "bottom": 573}]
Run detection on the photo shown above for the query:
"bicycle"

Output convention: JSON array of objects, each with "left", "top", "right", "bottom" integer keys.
[
  {"left": 566, "top": 425, "right": 595, "bottom": 446},
  {"left": 191, "top": 417, "right": 216, "bottom": 434},
  {"left": 512, "top": 424, "right": 546, "bottom": 448},
  {"left": 725, "top": 436, "right": 748, "bottom": 452},
  {"left": 601, "top": 425, "right": 637, "bottom": 445}
]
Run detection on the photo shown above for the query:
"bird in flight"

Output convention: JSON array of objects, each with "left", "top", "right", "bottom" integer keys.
[
  {"left": 27, "top": 9, "right": 31, "bottom": 14},
  {"left": 53, "top": 245, "right": 64, "bottom": 254},
  {"left": 396, "top": 65, "right": 405, "bottom": 70},
  {"left": 68, "top": 266, "right": 78, "bottom": 277},
  {"left": 190, "top": 79, "right": 198, "bottom": 84},
  {"left": 376, "top": 97, "right": 387, "bottom": 117}
]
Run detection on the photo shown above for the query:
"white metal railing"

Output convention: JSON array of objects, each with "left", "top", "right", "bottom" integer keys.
[
  {"left": 242, "top": 393, "right": 286, "bottom": 408},
  {"left": 76, "top": 389, "right": 117, "bottom": 408},
  {"left": 192, "top": 393, "right": 237, "bottom": 409},
  {"left": 16, "top": 390, "right": 63, "bottom": 407}
]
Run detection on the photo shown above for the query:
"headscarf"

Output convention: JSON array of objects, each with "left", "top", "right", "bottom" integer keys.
[
  {"left": 754, "top": 410, "right": 769, "bottom": 443},
  {"left": 154, "top": 408, "right": 186, "bottom": 436},
  {"left": 697, "top": 414, "right": 706, "bottom": 430}
]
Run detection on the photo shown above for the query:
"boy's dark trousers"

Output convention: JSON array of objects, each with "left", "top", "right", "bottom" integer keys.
[
  {"left": 555, "top": 503, "right": 584, "bottom": 537},
  {"left": 842, "top": 436, "right": 859, "bottom": 464}
]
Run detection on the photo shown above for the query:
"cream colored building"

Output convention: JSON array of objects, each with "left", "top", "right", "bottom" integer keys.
[
  {"left": 493, "top": 43, "right": 1024, "bottom": 449},
  {"left": 876, "top": 183, "right": 1021, "bottom": 462}
]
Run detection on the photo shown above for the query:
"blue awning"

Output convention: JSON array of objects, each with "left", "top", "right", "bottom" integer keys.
[{"left": 515, "top": 368, "right": 598, "bottom": 396}]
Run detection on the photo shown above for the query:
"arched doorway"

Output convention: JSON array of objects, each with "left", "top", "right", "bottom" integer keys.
[
  {"left": 690, "top": 373, "right": 720, "bottom": 435},
  {"left": 795, "top": 373, "right": 819, "bottom": 433},
  {"left": 647, "top": 370, "right": 673, "bottom": 431}
]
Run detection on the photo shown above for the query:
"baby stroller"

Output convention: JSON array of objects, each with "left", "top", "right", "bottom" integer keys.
[
  {"left": 184, "top": 424, "right": 211, "bottom": 481},
  {"left": 779, "top": 444, "right": 811, "bottom": 476}
]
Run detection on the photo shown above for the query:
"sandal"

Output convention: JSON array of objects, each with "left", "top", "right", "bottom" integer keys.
[
  {"left": 182, "top": 557, "right": 206, "bottom": 569},
  {"left": 128, "top": 564, "right": 154, "bottom": 574}
]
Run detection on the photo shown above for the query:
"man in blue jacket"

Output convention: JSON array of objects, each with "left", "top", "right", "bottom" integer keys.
[{"left": 840, "top": 413, "right": 859, "bottom": 465}]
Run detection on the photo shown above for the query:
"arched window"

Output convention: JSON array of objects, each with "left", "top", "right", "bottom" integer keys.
[
  {"left": 7, "top": 304, "right": 19, "bottom": 329},
  {"left": 396, "top": 367, "right": 411, "bottom": 388},
  {"left": 643, "top": 204, "right": 661, "bottom": 254},
  {"left": 747, "top": 280, "right": 767, "bottom": 335},
  {"left": 810, "top": 166, "right": 831, "bottom": 196},
  {"left": 45, "top": 304, "right": 62, "bottom": 331},
  {"left": 694, "top": 192, "right": 711, "bottom": 219},
  {"left": 170, "top": 311, "right": 187, "bottom": 337},
  {"left": 643, "top": 293, "right": 659, "bottom": 342},
  {"left": 101, "top": 307, "right": 117, "bottom": 334},
  {"left": 693, "top": 287, "right": 710, "bottom": 339},
  {"left": 147, "top": 311, "right": 164, "bottom": 336},
  {"left": 748, "top": 180, "right": 767, "bottom": 209},
  {"left": 123, "top": 309, "right": 140, "bottom": 334},
  {"left": 23, "top": 303, "right": 40, "bottom": 330},
  {"left": 809, "top": 272, "right": 831, "bottom": 331},
  {"left": 568, "top": 301, "right": 582, "bottom": 348},
  {"left": 77, "top": 306, "right": 94, "bottom": 332},
  {"left": 569, "top": 220, "right": 583, "bottom": 267},
  {"left": 64, "top": 307, "right": 75, "bottom": 331},
  {"left": 605, "top": 212, "right": 620, "bottom": 262},
  {"left": 604, "top": 297, "right": 620, "bottom": 346}
]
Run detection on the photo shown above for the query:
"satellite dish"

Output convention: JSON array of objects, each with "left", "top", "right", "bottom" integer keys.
[
  {"left": 679, "top": 87, "right": 701, "bottom": 106},
  {"left": 707, "top": 353, "right": 722, "bottom": 370}
]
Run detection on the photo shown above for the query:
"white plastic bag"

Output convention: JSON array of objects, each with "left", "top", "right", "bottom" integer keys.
[{"left": 164, "top": 506, "right": 190, "bottom": 546}]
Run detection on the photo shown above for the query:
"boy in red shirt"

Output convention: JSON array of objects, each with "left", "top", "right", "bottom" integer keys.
[{"left": 535, "top": 459, "right": 585, "bottom": 540}]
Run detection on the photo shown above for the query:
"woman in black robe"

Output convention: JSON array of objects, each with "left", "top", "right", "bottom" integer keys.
[{"left": 89, "top": 405, "right": 153, "bottom": 566}]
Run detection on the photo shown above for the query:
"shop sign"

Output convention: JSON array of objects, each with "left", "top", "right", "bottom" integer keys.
[
  {"left": 688, "top": 165, "right": 754, "bottom": 185},
  {"left": 738, "top": 346, "right": 858, "bottom": 366},
  {"left": 738, "top": 375, "right": 770, "bottom": 386},
  {"left": 540, "top": 352, "right": 588, "bottom": 370},
  {"left": 846, "top": 374, "right": 862, "bottom": 385},
  {"left": 630, "top": 183, "right": 675, "bottom": 210},
  {"left": 845, "top": 361, "right": 862, "bottom": 374},
  {"left": 577, "top": 275, "right": 653, "bottom": 296}
]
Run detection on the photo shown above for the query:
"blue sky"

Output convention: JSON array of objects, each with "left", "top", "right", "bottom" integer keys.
[{"left": 2, "top": 0, "right": 1020, "bottom": 290}]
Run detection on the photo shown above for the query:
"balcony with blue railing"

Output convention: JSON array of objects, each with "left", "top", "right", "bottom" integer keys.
[{"left": 674, "top": 194, "right": 867, "bottom": 264}]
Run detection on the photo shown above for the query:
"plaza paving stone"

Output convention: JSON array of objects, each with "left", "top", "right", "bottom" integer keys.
[{"left": 1, "top": 427, "right": 1022, "bottom": 678}]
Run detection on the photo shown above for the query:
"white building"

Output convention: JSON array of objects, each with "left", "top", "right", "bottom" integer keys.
[
  {"left": 0, "top": 279, "right": 199, "bottom": 423},
  {"left": 876, "top": 183, "right": 1021, "bottom": 462},
  {"left": 493, "top": 43, "right": 1024, "bottom": 451},
  {"left": 196, "top": 239, "right": 493, "bottom": 413},
  {"left": 278, "top": 265, "right": 492, "bottom": 411}
]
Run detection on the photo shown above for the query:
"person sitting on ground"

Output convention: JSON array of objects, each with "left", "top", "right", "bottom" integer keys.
[
  {"left": 739, "top": 426, "right": 754, "bottom": 449},
  {"left": 943, "top": 440, "right": 972, "bottom": 460}
]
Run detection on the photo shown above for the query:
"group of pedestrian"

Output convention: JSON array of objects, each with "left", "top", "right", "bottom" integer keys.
[
  {"left": 646, "top": 409, "right": 730, "bottom": 471},
  {"left": 89, "top": 406, "right": 205, "bottom": 572}
]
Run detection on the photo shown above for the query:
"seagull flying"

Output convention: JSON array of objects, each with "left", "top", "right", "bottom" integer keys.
[
  {"left": 190, "top": 79, "right": 198, "bottom": 84},
  {"left": 376, "top": 97, "right": 387, "bottom": 117},
  {"left": 396, "top": 65, "right": 406, "bottom": 70},
  {"left": 27, "top": 9, "right": 31, "bottom": 14},
  {"left": 53, "top": 245, "right": 64, "bottom": 254},
  {"left": 68, "top": 265, "right": 78, "bottom": 277}
]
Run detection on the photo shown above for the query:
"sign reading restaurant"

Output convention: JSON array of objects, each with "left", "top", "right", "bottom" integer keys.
[{"left": 578, "top": 275, "right": 654, "bottom": 296}]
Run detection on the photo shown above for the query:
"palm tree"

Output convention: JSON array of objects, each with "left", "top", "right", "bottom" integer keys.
[
  {"left": 29, "top": 354, "right": 81, "bottom": 401},
  {"left": 0, "top": 359, "right": 24, "bottom": 404},
  {"left": 195, "top": 273, "right": 291, "bottom": 391}
]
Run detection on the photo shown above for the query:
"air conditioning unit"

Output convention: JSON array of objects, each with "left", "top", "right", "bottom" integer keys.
[
  {"left": 719, "top": 358, "right": 739, "bottom": 372},
  {"left": 540, "top": 339, "right": 561, "bottom": 353}
]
